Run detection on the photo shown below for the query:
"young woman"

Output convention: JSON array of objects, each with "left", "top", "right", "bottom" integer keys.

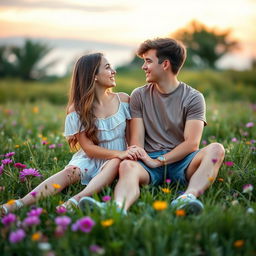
[{"left": 1, "top": 53, "right": 140, "bottom": 214}]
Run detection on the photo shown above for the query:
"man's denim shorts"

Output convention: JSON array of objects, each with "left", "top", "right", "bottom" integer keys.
[{"left": 138, "top": 150, "right": 200, "bottom": 186}]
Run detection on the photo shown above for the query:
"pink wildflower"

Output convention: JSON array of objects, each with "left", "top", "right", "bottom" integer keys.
[
  {"left": 56, "top": 206, "right": 67, "bottom": 214},
  {"left": 14, "top": 163, "right": 27, "bottom": 169},
  {"left": 71, "top": 217, "right": 95, "bottom": 233},
  {"left": 102, "top": 195, "right": 111, "bottom": 202},
  {"left": 2, "top": 213, "right": 16, "bottom": 226},
  {"left": 55, "top": 216, "right": 71, "bottom": 229},
  {"left": 243, "top": 184, "right": 253, "bottom": 193},
  {"left": 23, "top": 216, "right": 40, "bottom": 226},
  {"left": 57, "top": 144, "right": 63, "bottom": 147},
  {"left": 19, "top": 168, "right": 42, "bottom": 182},
  {"left": 231, "top": 138, "right": 238, "bottom": 142},
  {"left": 2, "top": 158, "right": 12, "bottom": 165},
  {"left": 5, "top": 152, "right": 15, "bottom": 158},
  {"left": 202, "top": 140, "right": 207, "bottom": 145},
  {"left": 246, "top": 122, "right": 254, "bottom": 128},
  {"left": 224, "top": 161, "right": 234, "bottom": 167},
  {"left": 165, "top": 179, "right": 171, "bottom": 183},
  {"left": 48, "top": 144, "right": 56, "bottom": 149},
  {"left": 27, "top": 207, "right": 43, "bottom": 217},
  {"left": 89, "top": 244, "right": 105, "bottom": 254},
  {"left": 9, "top": 229, "right": 26, "bottom": 243}
]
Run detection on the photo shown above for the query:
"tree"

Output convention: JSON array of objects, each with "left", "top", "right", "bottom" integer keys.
[
  {"left": 172, "top": 20, "right": 239, "bottom": 69},
  {"left": 0, "top": 39, "right": 56, "bottom": 80}
]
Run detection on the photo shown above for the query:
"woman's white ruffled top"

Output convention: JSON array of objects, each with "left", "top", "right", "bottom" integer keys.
[{"left": 64, "top": 94, "right": 131, "bottom": 185}]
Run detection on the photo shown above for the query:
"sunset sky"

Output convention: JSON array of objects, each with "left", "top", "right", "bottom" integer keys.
[{"left": 0, "top": 0, "right": 256, "bottom": 72}]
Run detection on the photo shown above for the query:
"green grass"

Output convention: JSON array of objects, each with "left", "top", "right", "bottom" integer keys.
[{"left": 0, "top": 100, "right": 255, "bottom": 255}]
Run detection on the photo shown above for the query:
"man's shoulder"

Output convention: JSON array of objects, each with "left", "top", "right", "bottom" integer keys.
[
  {"left": 131, "top": 84, "right": 152, "bottom": 97},
  {"left": 180, "top": 82, "right": 204, "bottom": 98}
]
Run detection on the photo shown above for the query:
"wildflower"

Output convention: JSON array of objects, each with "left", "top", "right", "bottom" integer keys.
[
  {"left": 9, "top": 229, "right": 26, "bottom": 243},
  {"left": 55, "top": 216, "right": 71, "bottom": 229},
  {"left": 30, "top": 191, "right": 38, "bottom": 198},
  {"left": 15, "top": 145, "right": 20, "bottom": 148},
  {"left": 224, "top": 161, "right": 234, "bottom": 167},
  {"left": 102, "top": 195, "right": 111, "bottom": 202},
  {"left": 48, "top": 144, "right": 56, "bottom": 149},
  {"left": 19, "top": 168, "right": 42, "bottom": 182},
  {"left": 175, "top": 209, "right": 186, "bottom": 216},
  {"left": 2, "top": 158, "right": 12, "bottom": 165},
  {"left": 7, "top": 199, "right": 15, "bottom": 205},
  {"left": 57, "top": 144, "right": 63, "bottom": 147},
  {"left": 31, "top": 232, "right": 41, "bottom": 241},
  {"left": 52, "top": 184, "right": 61, "bottom": 189},
  {"left": 247, "top": 208, "right": 254, "bottom": 214},
  {"left": 208, "top": 177, "right": 214, "bottom": 182},
  {"left": 231, "top": 200, "right": 239, "bottom": 206},
  {"left": 5, "top": 152, "right": 15, "bottom": 158},
  {"left": 72, "top": 217, "right": 95, "bottom": 233},
  {"left": 165, "top": 179, "right": 171, "bottom": 183},
  {"left": 56, "top": 206, "right": 67, "bottom": 214},
  {"left": 231, "top": 138, "right": 238, "bottom": 142},
  {"left": 245, "top": 122, "right": 254, "bottom": 128},
  {"left": 233, "top": 240, "right": 244, "bottom": 248},
  {"left": 217, "top": 178, "right": 224, "bottom": 182},
  {"left": 101, "top": 219, "right": 114, "bottom": 227},
  {"left": 38, "top": 242, "right": 51, "bottom": 251},
  {"left": 161, "top": 188, "right": 171, "bottom": 193},
  {"left": 202, "top": 140, "right": 207, "bottom": 145},
  {"left": 89, "top": 244, "right": 105, "bottom": 255},
  {"left": 55, "top": 225, "right": 66, "bottom": 237},
  {"left": 2, "top": 213, "right": 16, "bottom": 226},
  {"left": 152, "top": 201, "right": 168, "bottom": 211},
  {"left": 23, "top": 216, "right": 40, "bottom": 226},
  {"left": 27, "top": 207, "right": 43, "bottom": 217},
  {"left": 242, "top": 184, "right": 253, "bottom": 193},
  {"left": 14, "top": 163, "right": 27, "bottom": 169},
  {"left": 33, "top": 106, "right": 39, "bottom": 113},
  {"left": 211, "top": 158, "right": 218, "bottom": 164},
  {"left": 0, "top": 164, "right": 4, "bottom": 175}
]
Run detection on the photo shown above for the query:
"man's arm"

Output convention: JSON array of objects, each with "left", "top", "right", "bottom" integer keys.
[{"left": 129, "top": 118, "right": 145, "bottom": 148}]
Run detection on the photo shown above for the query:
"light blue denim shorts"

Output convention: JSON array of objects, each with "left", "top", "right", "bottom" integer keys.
[{"left": 138, "top": 150, "right": 200, "bottom": 186}]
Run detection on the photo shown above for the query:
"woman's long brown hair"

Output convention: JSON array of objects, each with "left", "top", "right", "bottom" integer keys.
[{"left": 67, "top": 53, "right": 103, "bottom": 150}]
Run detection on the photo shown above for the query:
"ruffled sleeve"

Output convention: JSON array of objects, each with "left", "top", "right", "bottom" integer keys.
[{"left": 64, "top": 112, "right": 85, "bottom": 137}]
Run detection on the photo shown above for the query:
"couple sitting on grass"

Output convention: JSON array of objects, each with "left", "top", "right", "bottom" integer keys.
[{"left": 1, "top": 37, "right": 225, "bottom": 216}]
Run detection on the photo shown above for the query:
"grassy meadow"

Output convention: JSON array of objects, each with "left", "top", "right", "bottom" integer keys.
[{"left": 0, "top": 69, "right": 256, "bottom": 256}]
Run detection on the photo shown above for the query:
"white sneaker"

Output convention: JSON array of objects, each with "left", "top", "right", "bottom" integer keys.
[{"left": 78, "top": 197, "right": 106, "bottom": 212}]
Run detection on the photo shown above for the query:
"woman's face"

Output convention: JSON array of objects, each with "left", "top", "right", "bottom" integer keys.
[{"left": 95, "top": 56, "right": 116, "bottom": 88}]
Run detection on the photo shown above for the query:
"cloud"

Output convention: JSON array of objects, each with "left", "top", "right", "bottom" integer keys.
[{"left": 0, "top": 0, "right": 132, "bottom": 12}]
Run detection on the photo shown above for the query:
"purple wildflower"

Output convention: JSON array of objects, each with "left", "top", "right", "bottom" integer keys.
[
  {"left": 2, "top": 158, "right": 12, "bottom": 165},
  {"left": 48, "top": 144, "right": 56, "bottom": 149},
  {"left": 30, "top": 191, "right": 38, "bottom": 198},
  {"left": 89, "top": 244, "right": 105, "bottom": 254},
  {"left": 2, "top": 213, "right": 16, "bottom": 226},
  {"left": 71, "top": 217, "right": 95, "bottom": 233},
  {"left": 102, "top": 195, "right": 111, "bottom": 202},
  {"left": 55, "top": 216, "right": 71, "bottom": 229},
  {"left": 202, "top": 140, "right": 207, "bottom": 145},
  {"left": 27, "top": 207, "right": 43, "bottom": 217},
  {"left": 246, "top": 122, "right": 254, "bottom": 128},
  {"left": 9, "top": 229, "right": 26, "bottom": 243},
  {"left": 56, "top": 206, "right": 67, "bottom": 214},
  {"left": 23, "top": 216, "right": 40, "bottom": 226},
  {"left": 165, "top": 179, "right": 171, "bottom": 184},
  {"left": 224, "top": 161, "right": 234, "bottom": 167},
  {"left": 19, "top": 168, "right": 42, "bottom": 182},
  {"left": 57, "top": 144, "right": 63, "bottom": 147},
  {"left": 231, "top": 138, "right": 238, "bottom": 142},
  {"left": 14, "top": 163, "right": 27, "bottom": 169},
  {"left": 0, "top": 164, "right": 4, "bottom": 175},
  {"left": 5, "top": 152, "right": 15, "bottom": 158}
]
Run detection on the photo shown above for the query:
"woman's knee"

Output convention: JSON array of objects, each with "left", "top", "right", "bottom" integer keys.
[{"left": 62, "top": 166, "right": 81, "bottom": 182}]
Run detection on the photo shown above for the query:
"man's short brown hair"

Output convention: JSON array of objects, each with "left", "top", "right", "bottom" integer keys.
[{"left": 137, "top": 38, "right": 186, "bottom": 74}]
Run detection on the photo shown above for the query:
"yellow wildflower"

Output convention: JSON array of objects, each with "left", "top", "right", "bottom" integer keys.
[
  {"left": 101, "top": 219, "right": 114, "bottom": 227},
  {"left": 152, "top": 201, "right": 168, "bottom": 211},
  {"left": 52, "top": 184, "right": 61, "bottom": 189},
  {"left": 31, "top": 232, "right": 41, "bottom": 241},
  {"left": 7, "top": 199, "right": 15, "bottom": 205},
  {"left": 161, "top": 188, "right": 171, "bottom": 193},
  {"left": 33, "top": 106, "right": 39, "bottom": 113},
  {"left": 175, "top": 209, "right": 186, "bottom": 217},
  {"left": 208, "top": 177, "right": 214, "bottom": 183},
  {"left": 217, "top": 178, "right": 224, "bottom": 182},
  {"left": 233, "top": 240, "right": 244, "bottom": 248},
  {"left": 15, "top": 145, "right": 20, "bottom": 148}
]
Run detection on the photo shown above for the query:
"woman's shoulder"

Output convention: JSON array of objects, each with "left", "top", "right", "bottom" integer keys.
[
  {"left": 67, "top": 104, "right": 76, "bottom": 114},
  {"left": 117, "top": 92, "right": 130, "bottom": 103}
]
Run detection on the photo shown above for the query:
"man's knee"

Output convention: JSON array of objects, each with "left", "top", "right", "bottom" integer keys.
[{"left": 208, "top": 142, "right": 225, "bottom": 159}]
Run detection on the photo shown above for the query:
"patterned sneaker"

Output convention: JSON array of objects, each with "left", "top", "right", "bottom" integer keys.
[
  {"left": 171, "top": 193, "right": 204, "bottom": 215},
  {"left": 78, "top": 197, "right": 106, "bottom": 212}
]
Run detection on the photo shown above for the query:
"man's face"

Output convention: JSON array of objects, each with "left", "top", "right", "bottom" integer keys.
[{"left": 141, "top": 49, "right": 163, "bottom": 83}]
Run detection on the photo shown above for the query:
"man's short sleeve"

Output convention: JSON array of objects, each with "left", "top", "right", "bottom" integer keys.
[
  {"left": 186, "top": 92, "right": 207, "bottom": 125},
  {"left": 130, "top": 88, "right": 143, "bottom": 118}
]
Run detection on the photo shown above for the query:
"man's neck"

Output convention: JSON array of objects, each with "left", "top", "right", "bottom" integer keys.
[{"left": 155, "top": 77, "right": 180, "bottom": 94}]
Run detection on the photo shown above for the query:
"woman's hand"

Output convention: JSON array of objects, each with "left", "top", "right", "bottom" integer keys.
[{"left": 117, "top": 147, "right": 142, "bottom": 160}]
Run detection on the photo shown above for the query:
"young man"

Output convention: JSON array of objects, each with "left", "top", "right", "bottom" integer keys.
[
  {"left": 79, "top": 38, "right": 225, "bottom": 215},
  {"left": 112, "top": 38, "right": 225, "bottom": 214}
]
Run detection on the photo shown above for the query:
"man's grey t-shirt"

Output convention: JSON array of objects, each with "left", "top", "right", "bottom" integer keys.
[{"left": 130, "top": 82, "right": 207, "bottom": 153}]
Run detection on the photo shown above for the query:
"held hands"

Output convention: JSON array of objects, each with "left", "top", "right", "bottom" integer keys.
[{"left": 118, "top": 146, "right": 144, "bottom": 160}]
